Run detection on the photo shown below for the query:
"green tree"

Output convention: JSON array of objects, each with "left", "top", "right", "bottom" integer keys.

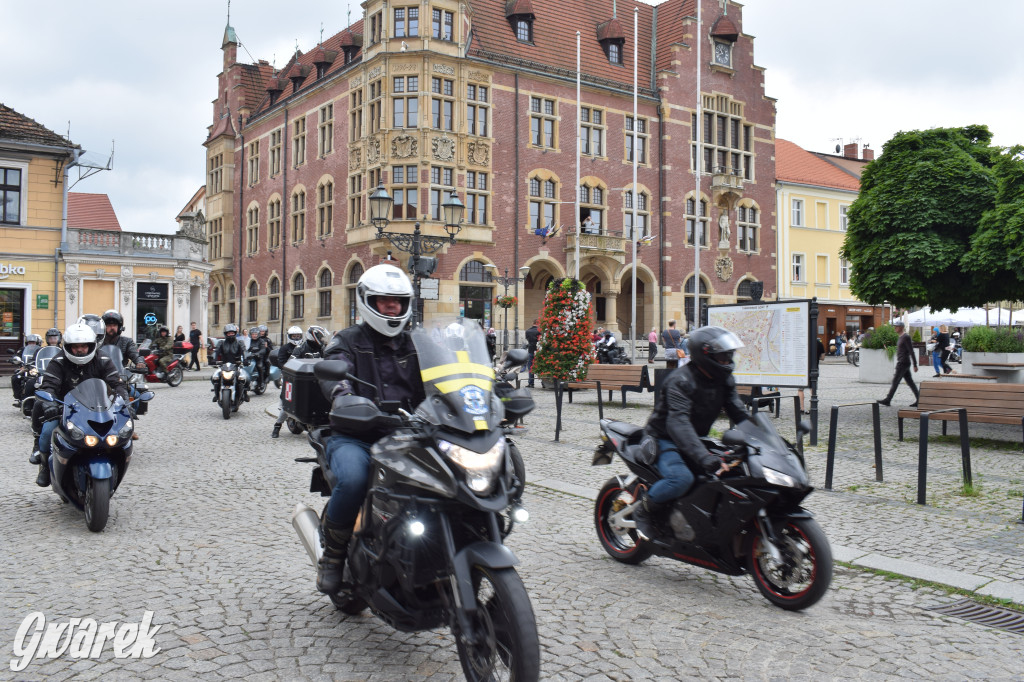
[
  {"left": 531, "top": 278, "right": 595, "bottom": 381},
  {"left": 841, "top": 125, "right": 998, "bottom": 309},
  {"left": 962, "top": 145, "right": 1024, "bottom": 300}
]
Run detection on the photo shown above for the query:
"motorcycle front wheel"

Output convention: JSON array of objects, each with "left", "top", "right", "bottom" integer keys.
[
  {"left": 167, "top": 367, "right": 183, "bottom": 387},
  {"left": 594, "top": 480, "right": 654, "bottom": 564},
  {"left": 221, "top": 388, "right": 232, "bottom": 420},
  {"left": 745, "top": 517, "right": 832, "bottom": 611},
  {"left": 455, "top": 566, "right": 540, "bottom": 682},
  {"left": 84, "top": 477, "right": 111, "bottom": 532},
  {"left": 508, "top": 442, "right": 526, "bottom": 504}
]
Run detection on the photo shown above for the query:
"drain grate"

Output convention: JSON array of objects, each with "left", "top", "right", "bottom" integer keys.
[{"left": 926, "top": 599, "right": 1024, "bottom": 635}]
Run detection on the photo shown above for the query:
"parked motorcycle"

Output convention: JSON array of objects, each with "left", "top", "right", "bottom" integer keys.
[
  {"left": 290, "top": 319, "right": 540, "bottom": 680},
  {"left": 596, "top": 341, "right": 630, "bottom": 365},
  {"left": 140, "top": 345, "right": 185, "bottom": 387},
  {"left": 592, "top": 412, "right": 832, "bottom": 611},
  {"left": 13, "top": 346, "right": 59, "bottom": 418},
  {"left": 211, "top": 362, "right": 249, "bottom": 419},
  {"left": 36, "top": 378, "right": 153, "bottom": 531}
]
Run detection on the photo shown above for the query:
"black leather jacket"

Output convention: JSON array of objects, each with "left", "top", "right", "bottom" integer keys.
[
  {"left": 40, "top": 354, "right": 128, "bottom": 405},
  {"left": 101, "top": 334, "right": 142, "bottom": 365},
  {"left": 275, "top": 341, "right": 297, "bottom": 368},
  {"left": 217, "top": 336, "right": 246, "bottom": 364},
  {"left": 252, "top": 336, "right": 273, "bottom": 358},
  {"left": 645, "top": 364, "right": 748, "bottom": 473},
  {"left": 290, "top": 340, "right": 323, "bottom": 359}
]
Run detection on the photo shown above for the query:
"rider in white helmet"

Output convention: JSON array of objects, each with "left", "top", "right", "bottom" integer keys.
[{"left": 313, "top": 264, "right": 426, "bottom": 595}]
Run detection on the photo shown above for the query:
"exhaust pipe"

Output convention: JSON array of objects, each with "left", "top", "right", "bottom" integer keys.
[{"left": 290, "top": 503, "right": 323, "bottom": 567}]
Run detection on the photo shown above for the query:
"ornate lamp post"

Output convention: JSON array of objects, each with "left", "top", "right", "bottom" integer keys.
[
  {"left": 486, "top": 264, "right": 530, "bottom": 354},
  {"left": 368, "top": 184, "right": 464, "bottom": 327}
]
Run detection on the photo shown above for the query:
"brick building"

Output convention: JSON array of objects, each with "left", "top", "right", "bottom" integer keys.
[{"left": 204, "top": 0, "right": 777, "bottom": 345}]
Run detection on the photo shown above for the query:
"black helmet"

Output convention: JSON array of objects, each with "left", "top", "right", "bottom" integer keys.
[
  {"left": 45, "top": 328, "right": 62, "bottom": 345},
  {"left": 305, "top": 325, "right": 328, "bottom": 350},
  {"left": 25, "top": 333, "right": 43, "bottom": 346},
  {"left": 158, "top": 325, "right": 170, "bottom": 336},
  {"left": 686, "top": 326, "right": 744, "bottom": 381},
  {"left": 224, "top": 323, "right": 238, "bottom": 339},
  {"left": 102, "top": 309, "right": 124, "bottom": 334}
]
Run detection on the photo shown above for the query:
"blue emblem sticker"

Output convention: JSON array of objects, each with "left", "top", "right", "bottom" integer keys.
[
  {"left": 144, "top": 313, "right": 157, "bottom": 325},
  {"left": 459, "top": 386, "right": 489, "bottom": 416}
]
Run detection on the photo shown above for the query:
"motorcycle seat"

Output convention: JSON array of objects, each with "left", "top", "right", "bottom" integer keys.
[{"left": 604, "top": 420, "right": 644, "bottom": 444}]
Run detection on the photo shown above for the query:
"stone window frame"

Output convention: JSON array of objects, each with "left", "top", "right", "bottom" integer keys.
[
  {"left": 625, "top": 115, "right": 649, "bottom": 165},
  {"left": 527, "top": 170, "right": 560, "bottom": 234},
  {"left": 684, "top": 194, "right": 709, "bottom": 248},
  {"left": 317, "top": 267, "right": 334, "bottom": 319},
  {"left": 392, "top": 75, "right": 420, "bottom": 129},
  {"left": 317, "top": 177, "right": 334, "bottom": 238},
  {"left": 391, "top": 165, "right": 419, "bottom": 221},
  {"left": 269, "top": 128, "right": 283, "bottom": 177},
  {"left": 736, "top": 202, "right": 760, "bottom": 254},
  {"left": 318, "top": 103, "right": 334, "bottom": 158},
  {"left": 290, "top": 187, "right": 307, "bottom": 244},
  {"left": 623, "top": 186, "right": 650, "bottom": 241},
  {"left": 246, "top": 141, "right": 260, "bottom": 186},
  {"left": 245, "top": 202, "right": 260, "bottom": 255},
  {"left": 292, "top": 117, "right": 307, "bottom": 168},
  {"left": 691, "top": 95, "right": 755, "bottom": 180},
  {"left": 291, "top": 271, "right": 306, "bottom": 321},
  {"left": 431, "top": 76, "right": 455, "bottom": 132},
  {"left": 466, "top": 171, "right": 489, "bottom": 226},
  {"left": 529, "top": 96, "right": 557, "bottom": 149},
  {"left": 581, "top": 106, "right": 605, "bottom": 158},
  {"left": 267, "top": 195, "right": 283, "bottom": 250}
]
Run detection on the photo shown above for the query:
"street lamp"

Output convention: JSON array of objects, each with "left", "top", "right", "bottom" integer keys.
[
  {"left": 486, "top": 264, "right": 530, "bottom": 354},
  {"left": 367, "top": 183, "right": 465, "bottom": 327}
]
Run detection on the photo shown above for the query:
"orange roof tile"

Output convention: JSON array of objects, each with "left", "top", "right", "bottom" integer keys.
[
  {"left": 68, "top": 193, "right": 121, "bottom": 231},
  {"left": 0, "top": 103, "right": 78, "bottom": 150},
  {"left": 710, "top": 15, "right": 738, "bottom": 40},
  {"left": 776, "top": 139, "right": 861, "bottom": 192}
]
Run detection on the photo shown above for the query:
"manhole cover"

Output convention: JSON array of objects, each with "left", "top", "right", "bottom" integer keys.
[{"left": 926, "top": 599, "right": 1024, "bottom": 635}]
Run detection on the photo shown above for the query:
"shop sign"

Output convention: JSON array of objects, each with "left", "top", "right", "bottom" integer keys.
[
  {"left": 0, "top": 264, "right": 27, "bottom": 280},
  {"left": 36, "top": 295, "right": 48, "bottom": 310},
  {"left": 138, "top": 282, "right": 168, "bottom": 301},
  {"left": 847, "top": 307, "right": 873, "bottom": 314}
]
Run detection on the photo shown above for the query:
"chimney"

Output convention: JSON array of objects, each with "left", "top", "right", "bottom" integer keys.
[
  {"left": 843, "top": 142, "right": 859, "bottom": 159},
  {"left": 862, "top": 146, "right": 875, "bottom": 161}
]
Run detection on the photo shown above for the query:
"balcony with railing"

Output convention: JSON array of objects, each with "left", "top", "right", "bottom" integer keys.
[
  {"left": 64, "top": 228, "right": 208, "bottom": 262},
  {"left": 711, "top": 165, "right": 745, "bottom": 202},
  {"left": 565, "top": 229, "right": 628, "bottom": 263}
]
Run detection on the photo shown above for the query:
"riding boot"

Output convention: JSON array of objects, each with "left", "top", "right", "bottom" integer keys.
[
  {"left": 29, "top": 448, "right": 42, "bottom": 465},
  {"left": 35, "top": 457, "right": 50, "bottom": 487},
  {"left": 317, "top": 518, "right": 353, "bottom": 594},
  {"left": 632, "top": 490, "right": 668, "bottom": 540},
  {"left": 271, "top": 423, "right": 281, "bottom": 438}
]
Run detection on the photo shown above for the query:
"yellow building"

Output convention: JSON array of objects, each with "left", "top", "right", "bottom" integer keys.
[
  {"left": 775, "top": 139, "right": 887, "bottom": 345},
  {"left": 0, "top": 104, "right": 80, "bottom": 359}
]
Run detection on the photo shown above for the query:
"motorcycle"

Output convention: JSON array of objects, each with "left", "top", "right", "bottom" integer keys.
[
  {"left": 211, "top": 362, "right": 249, "bottom": 420},
  {"left": 266, "top": 348, "right": 283, "bottom": 389},
  {"left": 243, "top": 352, "right": 269, "bottom": 395},
  {"left": 13, "top": 346, "right": 60, "bottom": 418},
  {"left": 36, "top": 378, "right": 153, "bottom": 532},
  {"left": 290, "top": 318, "right": 540, "bottom": 680},
  {"left": 8, "top": 344, "right": 41, "bottom": 411},
  {"left": 99, "top": 346, "right": 152, "bottom": 420},
  {"left": 592, "top": 411, "right": 832, "bottom": 611},
  {"left": 140, "top": 345, "right": 185, "bottom": 387},
  {"left": 596, "top": 341, "right": 630, "bottom": 365}
]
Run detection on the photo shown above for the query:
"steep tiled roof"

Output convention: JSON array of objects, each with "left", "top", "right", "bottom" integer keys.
[
  {"left": 596, "top": 17, "right": 626, "bottom": 42},
  {"left": 655, "top": 0, "right": 697, "bottom": 74},
  {"left": 469, "top": 0, "right": 657, "bottom": 93},
  {"left": 68, "top": 193, "right": 121, "bottom": 231},
  {"left": 0, "top": 103, "right": 78, "bottom": 150},
  {"left": 710, "top": 15, "right": 739, "bottom": 40},
  {"left": 776, "top": 139, "right": 860, "bottom": 192},
  {"left": 810, "top": 152, "right": 870, "bottom": 180},
  {"left": 239, "top": 61, "right": 275, "bottom": 111}
]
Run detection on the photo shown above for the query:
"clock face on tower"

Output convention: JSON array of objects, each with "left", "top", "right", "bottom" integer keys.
[{"left": 714, "top": 41, "right": 731, "bottom": 66}]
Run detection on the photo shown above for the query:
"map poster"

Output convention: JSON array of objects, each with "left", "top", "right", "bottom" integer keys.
[{"left": 707, "top": 299, "right": 812, "bottom": 388}]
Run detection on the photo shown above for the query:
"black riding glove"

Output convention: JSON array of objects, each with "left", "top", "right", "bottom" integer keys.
[{"left": 42, "top": 403, "right": 60, "bottom": 421}]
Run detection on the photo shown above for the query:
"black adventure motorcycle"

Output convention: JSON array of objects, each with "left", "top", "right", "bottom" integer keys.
[
  {"left": 592, "top": 411, "right": 832, "bottom": 610},
  {"left": 290, "top": 318, "right": 540, "bottom": 681}
]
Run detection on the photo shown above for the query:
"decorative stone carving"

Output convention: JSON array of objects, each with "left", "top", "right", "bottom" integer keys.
[
  {"left": 350, "top": 147, "right": 362, "bottom": 168},
  {"left": 350, "top": 75, "right": 363, "bottom": 89},
  {"left": 66, "top": 263, "right": 78, "bottom": 276},
  {"left": 177, "top": 211, "right": 206, "bottom": 240},
  {"left": 431, "top": 136, "right": 456, "bottom": 162},
  {"left": 367, "top": 66, "right": 383, "bottom": 81},
  {"left": 467, "top": 141, "right": 490, "bottom": 166},
  {"left": 718, "top": 213, "right": 731, "bottom": 248},
  {"left": 392, "top": 134, "right": 418, "bottom": 159},
  {"left": 367, "top": 137, "right": 381, "bottom": 164},
  {"left": 714, "top": 255, "right": 734, "bottom": 282},
  {"left": 432, "top": 63, "right": 455, "bottom": 75},
  {"left": 120, "top": 265, "right": 132, "bottom": 279},
  {"left": 149, "top": 272, "right": 159, "bottom": 280},
  {"left": 468, "top": 70, "right": 490, "bottom": 82},
  {"left": 94, "top": 268, "right": 106, "bottom": 277},
  {"left": 120, "top": 267, "right": 134, "bottom": 304},
  {"left": 393, "top": 63, "right": 418, "bottom": 73},
  {"left": 174, "top": 280, "right": 190, "bottom": 307},
  {"left": 63, "top": 274, "right": 79, "bottom": 305}
]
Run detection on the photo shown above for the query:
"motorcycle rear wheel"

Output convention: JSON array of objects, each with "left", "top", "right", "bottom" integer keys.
[
  {"left": 221, "top": 388, "right": 232, "bottom": 420},
  {"left": 287, "top": 418, "right": 304, "bottom": 435},
  {"left": 329, "top": 591, "right": 368, "bottom": 615},
  {"left": 254, "top": 379, "right": 267, "bottom": 395},
  {"left": 594, "top": 480, "right": 654, "bottom": 564},
  {"left": 84, "top": 477, "right": 111, "bottom": 532},
  {"left": 745, "top": 517, "right": 832, "bottom": 611},
  {"left": 455, "top": 566, "right": 540, "bottom": 682},
  {"left": 167, "top": 367, "right": 183, "bottom": 387}
]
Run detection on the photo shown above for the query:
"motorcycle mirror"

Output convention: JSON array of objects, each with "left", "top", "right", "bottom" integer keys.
[
  {"left": 5, "top": 348, "right": 14, "bottom": 354},
  {"left": 314, "top": 359, "right": 351, "bottom": 382},
  {"left": 797, "top": 420, "right": 812, "bottom": 436},
  {"left": 504, "top": 348, "right": 529, "bottom": 367},
  {"left": 722, "top": 429, "right": 746, "bottom": 448},
  {"left": 35, "top": 390, "right": 56, "bottom": 403},
  {"left": 139, "top": 391, "right": 156, "bottom": 401}
]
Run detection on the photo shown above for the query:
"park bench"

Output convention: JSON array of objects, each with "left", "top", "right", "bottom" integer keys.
[
  {"left": 970, "top": 361, "right": 1024, "bottom": 383},
  {"left": 935, "top": 373, "right": 997, "bottom": 382},
  {"left": 564, "top": 363, "right": 652, "bottom": 407},
  {"left": 897, "top": 381, "right": 1024, "bottom": 449}
]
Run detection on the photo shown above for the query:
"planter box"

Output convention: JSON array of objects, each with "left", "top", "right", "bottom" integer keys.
[
  {"left": 962, "top": 352, "right": 1024, "bottom": 383},
  {"left": 858, "top": 348, "right": 896, "bottom": 384}
]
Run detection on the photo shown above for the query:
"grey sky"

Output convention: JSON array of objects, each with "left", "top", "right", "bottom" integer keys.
[{"left": 2, "top": 0, "right": 1021, "bottom": 234}]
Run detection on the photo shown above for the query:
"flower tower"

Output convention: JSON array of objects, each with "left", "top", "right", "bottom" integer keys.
[{"left": 531, "top": 278, "right": 595, "bottom": 381}]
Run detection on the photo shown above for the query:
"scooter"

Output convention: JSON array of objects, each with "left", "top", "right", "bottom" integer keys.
[
  {"left": 36, "top": 379, "right": 153, "bottom": 532},
  {"left": 290, "top": 318, "right": 540, "bottom": 680},
  {"left": 592, "top": 411, "right": 833, "bottom": 611},
  {"left": 141, "top": 346, "right": 185, "bottom": 387},
  {"left": 211, "top": 362, "right": 249, "bottom": 420}
]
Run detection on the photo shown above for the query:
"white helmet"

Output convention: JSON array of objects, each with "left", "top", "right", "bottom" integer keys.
[
  {"left": 356, "top": 264, "right": 413, "bottom": 337},
  {"left": 444, "top": 322, "right": 467, "bottom": 351},
  {"left": 287, "top": 325, "right": 303, "bottom": 342},
  {"left": 63, "top": 323, "right": 98, "bottom": 365}
]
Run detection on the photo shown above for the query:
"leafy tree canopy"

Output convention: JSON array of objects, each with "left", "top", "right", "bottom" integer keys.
[
  {"left": 840, "top": 125, "right": 1013, "bottom": 309},
  {"left": 962, "top": 145, "right": 1024, "bottom": 300}
]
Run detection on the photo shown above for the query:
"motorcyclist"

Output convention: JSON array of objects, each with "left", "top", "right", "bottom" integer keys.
[
  {"left": 99, "top": 310, "right": 146, "bottom": 371},
  {"left": 270, "top": 326, "right": 305, "bottom": 438},
  {"left": 78, "top": 313, "right": 105, "bottom": 342},
  {"left": 33, "top": 322, "right": 128, "bottom": 487},
  {"left": 10, "top": 334, "right": 42, "bottom": 405},
  {"left": 44, "top": 328, "right": 62, "bottom": 347},
  {"left": 314, "top": 264, "right": 425, "bottom": 594},
  {"left": 212, "top": 323, "right": 247, "bottom": 402},
  {"left": 597, "top": 329, "right": 619, "bottom": 363},
  {"left": 250, "top": 324, "right": 273, "bottom": 387},
  {"left": 633, "top": 325, "right": 749, "bottom": 540},
  {"left": 152, "top": 326, "right": 176, "bottom": 377}
]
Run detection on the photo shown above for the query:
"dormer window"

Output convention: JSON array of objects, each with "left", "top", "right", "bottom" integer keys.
[
  {"left": 605, "top": 41, "right": 624, "bottom": 65},
  {"left": 515, "top": 18, "right": 532, "bottom": 43}
]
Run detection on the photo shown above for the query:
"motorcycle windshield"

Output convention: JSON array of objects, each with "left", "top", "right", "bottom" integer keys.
[
  {"left": 735, "top": 412, "right": 791, "bottom": 453},
  {"left": 412, "top": 317, "right": 496, "bottom": 434},
  {"left": 34, "top": 346, "right": 60, "bottom": 372},
  {"left": 21, "top": 344, "right": 41, "bottom": 362},
  {"left": 67, "top": 377, "right": 116, "bottom": 412},
  {"left": 98, "top": 345, "right": 128, "bottom": 378}
]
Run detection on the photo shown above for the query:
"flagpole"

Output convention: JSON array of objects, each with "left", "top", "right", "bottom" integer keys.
[
  {"left": 574, "top": 30, "right": 581, "bottom": 280},
  {"left": 630, "top": 6, "right": 638, "bottom": 361},
  {"left": 693, "top": 0, "right": 702, "bottom": 330}
]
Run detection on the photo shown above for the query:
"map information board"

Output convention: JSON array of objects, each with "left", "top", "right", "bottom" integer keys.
[{"left": 707, "top": 300, "right": 811, "bottom": 387}]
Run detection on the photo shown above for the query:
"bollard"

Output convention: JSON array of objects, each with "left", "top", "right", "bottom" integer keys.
[
  {"left": 958, "top": 408, "right": 972, "bottom": 488},
  {"left": 595, "top": 380, "right": 604, "bottom": 421},
  {"left": 554, "top": 381, "right": 563, "bottom": 442},
  {"left": 917, "top": 413, "right": 929, "bottom": 505},
  {"left": 824, "top": 405, "right": 839, "bottom": 490},
  {"left": 872, "top": 402, "right": 883, "bottom": 481}
]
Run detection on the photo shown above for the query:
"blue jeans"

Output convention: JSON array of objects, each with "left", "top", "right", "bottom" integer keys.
[
  {"left": 932, "top": 350, "right": 942, "bottom": 374},
  {"left": 38, "top": 419, "right": 58, "bottom": 455},
  {"left": 647, "top": 438, "right": 696, "bottom": 505},
  {"left": 324, "top": 433, "right": 374, "bottom": 527}
]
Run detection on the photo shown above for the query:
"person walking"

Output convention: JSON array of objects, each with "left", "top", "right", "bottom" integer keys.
[
  {"left": 647, "top": 326, "right": 658, "bottom": 363},
  {"left": 174, "top": 325, "right": 186, "bottom": 344},
  {"left": 187, "top": 322, "right": 202, "bottom": 370},
  {"left": 933, "top": 324, "right": 953, "bottom": 376},
  {"left": 878, "top": 321, "right": 919, "bottom": 407},
  {"left": 525, "top": 321, "right": 540, "bottom": 388},
  {"left": 661, "top": 320, "right": 685, "bottom": 368}
]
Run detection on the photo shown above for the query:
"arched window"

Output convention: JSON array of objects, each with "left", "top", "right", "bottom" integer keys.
[
  {"left": 459, "top": 261, "right": 493, "bottom": 328},
  {"left": 318, "top": 268, "right": 333, "bottom": 318},
  {"left": 247, "top": 281, "right": 259, "bottom": 323},
  {"left": 267, "top": 197, "right": 282, "bottom": 249},
  {"left": 246, "top": 204, "right": 260, "bottom": 255},
  {"left": 579, "top": 181, "right": 606, "bottom": 234},
  {"left": 212, "top": 286, "right": 221, "bottom": 326},
  {"left": 737, "top": 204, "right": 759, "bottom": 253},
  {"left": 528, "top": 174, "right": 558, "bottom": 235},
  {"left": 268, "top": 277, "right": 281, "bottom": 321},
  {"left": 292, "top": 273, "right": 305, "bottom": 320},
  {"left": 737, "top": 279, "right": 753, "bottom": 301},
  {"left": 684, "top": 276, "right": 710, "bottom": 328},
  {"left": 291, "top": 188, "right": 306, "bottom": 243},
  {"left": 347, "top": 263, "right": 364, "bottom": 327},
  {"left": 317, "top": 180, "right": 334, "bottom": 238}
]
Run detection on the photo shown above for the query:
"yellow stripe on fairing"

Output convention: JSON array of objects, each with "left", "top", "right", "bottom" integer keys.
[
  {"left": 474, "top": 419, "right": 488, "bottom": 430},
  {"left": 456, "top": 350, "right": 470, "bottom": 363},
  {"left": 433, "top": 377, "right": 493, "bottom": 393},
  {"left": 420, "top": 362, "right": 494, "bottom": 382}
]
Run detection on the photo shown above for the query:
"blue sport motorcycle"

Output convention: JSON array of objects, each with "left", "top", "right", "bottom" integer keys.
[{"left": 37, "top": 378, "right": 152, "bottom": 531}]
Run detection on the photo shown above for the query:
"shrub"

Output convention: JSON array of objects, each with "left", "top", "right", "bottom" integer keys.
[
  {"left": 860, "top": 324, "right": 900, "bottom": 360},
  {"left": 962, "top": 326, "right": 1024, "bottom": 352}
]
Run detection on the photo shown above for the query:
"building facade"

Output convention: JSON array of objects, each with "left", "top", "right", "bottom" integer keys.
[
  {"left": 776, "top": 139, "right": 889, "bottom": 345},
  {"left": 206, "top": 0, "right": 777, "bottom": 344}
]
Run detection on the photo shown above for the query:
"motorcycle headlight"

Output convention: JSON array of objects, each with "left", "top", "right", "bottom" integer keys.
[
  {"left": 762, "top": 467, "right": 797, "bottom": 488},
  {"left": 221, "top": 371, "right": 235, "bottom": 381},
  {"left": 439, "top": 439, "right": 505, "bottom": 495},
  {"left": 84, "top": 435, "right": 99, "bottom": 447},
  {"left": 105, "top": 434, "right": 118, "bottom": 447},
  {"left": 118, "top": 420, "right": 134, "bottom": 440},
  {"left": 28, "top": 368, "right": 38, "bottom": 376},
  {"left": 67, "top": 423, "right": 85, "bottom": 441}
]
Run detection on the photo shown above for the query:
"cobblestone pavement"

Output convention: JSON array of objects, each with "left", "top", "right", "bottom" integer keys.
[{"left": 1, "top": 366, "right": 1023, "bottom": 680}]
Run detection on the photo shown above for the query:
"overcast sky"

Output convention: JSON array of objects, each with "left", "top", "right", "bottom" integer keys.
[{"left": 2, "top": 0, "right": 1021, "bottom": 234}]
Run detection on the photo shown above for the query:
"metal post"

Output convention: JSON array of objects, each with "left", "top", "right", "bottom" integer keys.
[
  {"left": 824, "top": 405, "right": 839, "bottom": 490},
  {"left": 554, "top": 380, "right": 563, "bottom": 442},
  {"left": 917, "top": 414, "right": 930, "bottom": 505},
  {"left": 958, "top": 408, "right": 972, "bottom": 487},
  {"left": 872, "top": 401, "right": 883, "bottom": 482}
]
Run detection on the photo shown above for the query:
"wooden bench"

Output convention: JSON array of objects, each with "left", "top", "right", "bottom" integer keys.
[
  {"left": 736, "top": 385, "right": 782, "bottom": 417},
  {"left": 564, "top": 364, "right": 652, "bottom": 407},
  {"left": 898, "top": 382, "right": 1024, "bottom": 449},
  {"left": 935, "top": 373, "right": 997, "bottom": 382}
]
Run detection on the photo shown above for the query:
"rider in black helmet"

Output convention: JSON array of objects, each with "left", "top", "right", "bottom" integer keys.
[
  {"left": 633, "top": 325, "right": 749, "bottom": 540},
  {"left": 99, "top": 310, "right": 145, "bottom": 371}
]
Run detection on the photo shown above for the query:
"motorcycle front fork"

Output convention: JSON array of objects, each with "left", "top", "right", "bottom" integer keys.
[{"left": 435, "top": 509, "right": 504, "bottom": 648}]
